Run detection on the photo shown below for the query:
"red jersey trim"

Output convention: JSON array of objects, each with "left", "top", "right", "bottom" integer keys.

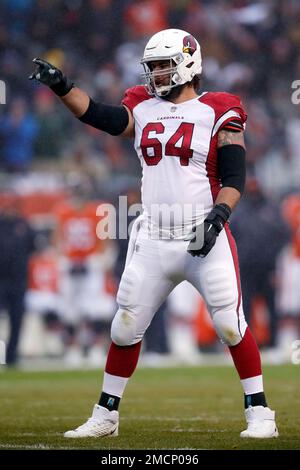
[
  {"left": 198, "top": 92, "right": 247, "bottom": 127},
  {"left": 202, "top": 91, "right": 247, "bottom": 204},
  {"left": 121, "top": 85, "right": 152, "bottom": 114},
  {"left": 205, "top": 132, "right": 221, "bottom": 203}
]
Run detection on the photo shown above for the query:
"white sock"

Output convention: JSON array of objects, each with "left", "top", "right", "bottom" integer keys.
[
  {"left": 241, "top": 375, "right": 264, "bottom": 395},
  {"left": 102, "top": 372, "right": 129, "bottom": 398}
]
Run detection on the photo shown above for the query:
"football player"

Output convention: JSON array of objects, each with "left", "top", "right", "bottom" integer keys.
[
  {"left": 30, "top": 28, "right": 278, "bottom": 438},
  {"left": 53, "top": 189, "right": 115, "bottom": 365}
]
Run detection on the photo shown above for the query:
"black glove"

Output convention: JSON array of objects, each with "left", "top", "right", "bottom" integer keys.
[
  {"left": 186, "top": 203, "right": 231, "bottom": 257},
  {"left": 29, "top": 58, "right": 74, "bottom": 96}
]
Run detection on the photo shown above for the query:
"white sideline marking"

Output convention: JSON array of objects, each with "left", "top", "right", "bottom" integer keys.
[
  {"left": 0, "top": 444, "right": 209, "bottom": 450},
  {"left": 0, "top": 444, "right": 51, "bottom": 449}
]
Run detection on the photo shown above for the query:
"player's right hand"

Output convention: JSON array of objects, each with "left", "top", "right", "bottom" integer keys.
[{"left": 29, "top": 58, "right": 74, "bottom": 96}]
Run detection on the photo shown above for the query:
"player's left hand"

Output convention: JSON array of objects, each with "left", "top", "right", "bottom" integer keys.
[
  {"left": 29, "top": 58, "right": 74, "bottom": 96},
  {"left": 185, "top": 203, "right": 231, "bottom": 257}
]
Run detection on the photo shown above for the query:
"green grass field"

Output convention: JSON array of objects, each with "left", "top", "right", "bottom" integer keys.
[{"left": 0, "top": 364, "right": 299, "bottom": 450}]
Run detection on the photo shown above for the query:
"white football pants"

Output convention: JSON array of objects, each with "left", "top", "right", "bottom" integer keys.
[{"left": 111, "top": 216, "right": 247, "bottom": 347}]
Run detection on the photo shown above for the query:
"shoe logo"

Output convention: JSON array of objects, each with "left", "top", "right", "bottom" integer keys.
[{"left": 107, "top": 397, "right": 115, "bottom": 407}]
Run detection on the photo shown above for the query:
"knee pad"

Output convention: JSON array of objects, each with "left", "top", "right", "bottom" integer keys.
[
  {"left": 111, "top": 308, "right": 137, "bottom": 346},
  {"left": 113, "top": 265, "right": 143, "bottom": 346},
  {"left": 213, "top": 309, "right": 247, "bottom": 346},
  {"left": 203, "top": 266, "right": 238, "bottom": 310}
]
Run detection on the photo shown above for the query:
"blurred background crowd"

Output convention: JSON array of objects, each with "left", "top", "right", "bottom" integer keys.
[{"left": 0, "top": 0, "right": 300, "bottom": 368}]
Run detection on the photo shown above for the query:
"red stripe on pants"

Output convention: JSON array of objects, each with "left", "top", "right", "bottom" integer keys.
[{"left": 224, "top": 224, "right": 242, "bottom": 335}]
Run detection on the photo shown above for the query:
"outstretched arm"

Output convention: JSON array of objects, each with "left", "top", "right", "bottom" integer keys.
[
  {"left": 29, "top": 58, "right": 134, "bottom": 137},
  {"left": 60, "top": 87, "right": 89, "bottom": 117}
]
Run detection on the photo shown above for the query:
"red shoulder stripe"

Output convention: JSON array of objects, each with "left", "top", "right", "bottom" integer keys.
[
  {"left": 198, "top": 92, "right": 247, "bottom": 126},
  {"left": 121, "top": 85, "right": 152, "bottom": 113}
]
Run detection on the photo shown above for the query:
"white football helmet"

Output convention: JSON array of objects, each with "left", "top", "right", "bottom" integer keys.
[{"left": 141, "top": 28, "right": 202, "bottom": 97}]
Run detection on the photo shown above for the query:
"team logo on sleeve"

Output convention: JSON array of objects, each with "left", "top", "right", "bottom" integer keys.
[{"left": 182, "top": 35, "right": 197, "bottom": 56}]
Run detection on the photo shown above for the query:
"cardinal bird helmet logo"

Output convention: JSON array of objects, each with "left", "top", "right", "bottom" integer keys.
[{"left": 182, "top": 35, "right": 197, "bottom": 56}]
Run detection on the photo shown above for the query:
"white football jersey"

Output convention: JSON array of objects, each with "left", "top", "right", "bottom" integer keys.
[{"left": 122, "top": 86, "right": 246, "bottom": 238}]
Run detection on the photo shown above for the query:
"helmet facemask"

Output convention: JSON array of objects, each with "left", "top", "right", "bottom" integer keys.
[{"left": 141, "top": 54, "right": 184, "bottom": 97}]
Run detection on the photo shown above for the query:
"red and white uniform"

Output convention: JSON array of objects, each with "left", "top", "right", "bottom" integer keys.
[
  {"left": 122, "top": 86, "right": 246, "bottom": 236},
  {"left": 111, "top": 87, "right": 248, "bottom": 348}
]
